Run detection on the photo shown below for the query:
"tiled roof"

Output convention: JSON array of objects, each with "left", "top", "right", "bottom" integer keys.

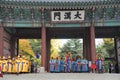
[{"left": 0, "top": 0, "right": 120, "bottom": 9}]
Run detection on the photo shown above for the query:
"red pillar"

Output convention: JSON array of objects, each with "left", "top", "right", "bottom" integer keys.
[
  {"left": 10, "top": 36, "right": 16, "bottom": 58},
  {"left": 0, "top": 27, "right": 4, "bottom": 57},
  {"left": 41, "top": 26, "right": 47, "bottom": 71},
  {"left": 46, "top": 36, "right": 51, "bottom": 72},
  {"left": 90, "top": 26, "right": 96, "bottom": 62},
  {"left": 83, "top": 28, "right": 91, "bottom": 61}
]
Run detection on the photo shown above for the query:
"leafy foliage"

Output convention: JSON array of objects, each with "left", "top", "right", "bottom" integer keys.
[
  {"left": 29, "top": 39, "right": 41, "bottom": 54},
  {"left": 103, "top": 38, "right": 115, "bottom": 58},
  {"left": 19, "top": 39, "right": 35, "bottom": 57},
  {"left": 50, "top": 39, "right": 60, "bottom": 59},
  {"left": 59, "top": 39, "right": 83, "bottom": 58}
]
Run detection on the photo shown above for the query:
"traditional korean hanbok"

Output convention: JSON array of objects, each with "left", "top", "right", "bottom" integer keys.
[
  {"left": 81, "top": 59, "right": 88, "bottom": 72},
  {"left": 71, "top": 61, "right": 76, "bottom": 72},
  {"left": 55, "top": 60, "right": 60, "bottom": 72},
  {"left": 16, "top": 58, "right": 21, "bottom": 73},
  {"left": 76, "top": 59, "right": 81, "bottom": 72},
  {"left": 7, "top": 58, "right": 12, "bottom": 73},
  {"left": 96, "top": 58, "right": 102, "bottom": 71},
  {"left": 49, "top": 59, "right": 55, "bottom": 72},
  {"left": 67, "top": 58, "right": 71, "bottom": 72},
  {"left": 60, "top": 59, "right": 64, "bottom": 72},
  {"left": 2, "top": 57, "right": 7, "bottom": 73}
]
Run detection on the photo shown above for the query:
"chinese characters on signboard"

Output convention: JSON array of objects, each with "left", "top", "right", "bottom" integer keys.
[{"left": 51, "top": 10, "right": 85, "bottom": 22}]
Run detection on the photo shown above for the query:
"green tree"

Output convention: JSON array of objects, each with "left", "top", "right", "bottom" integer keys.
[
  {"left": 103, "top": 38, "right": 115, "bottom": 57},
  {"left": 29, "top": 39, "right": 41, "bottom": 54},
  {"left": 59, "top": 39, "right": 83, "bottom": 58}
]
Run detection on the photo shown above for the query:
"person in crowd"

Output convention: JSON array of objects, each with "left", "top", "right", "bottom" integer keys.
[
  {"left": 35, "top": 51, "right": 40, "bottom": 59},
  {"left": 67, "top": 57, "right": 71, "bottom": 72},
  {"left": 7, "top": 56, "right": 12, "bottom": 73},
  {"left": 88, "top": 60, "right": 92, "bottom": 73},
  {"left": 0, "top": 56, "right": 3, "bottom": 77},
  {"left": 96, "top": 57, "right": 103, "bottom": 73},
  {"left": 71, "top": 58, "right": 76, "bottom": 72},
  {"left": 12, "top": 57, "right": 16, "bottom": 73},
  {"left": 0, "top": 57, "right": 2, "bottom": 71},
  {"left": 109, "top": 63, "right": 114, "bottom": 73},
  {"left": 15, "top": 56, "right": 21, "bottom": 74},
  {"left": 76, "top": 56, "right": 81, "bottom": 72},
  {"left": 55, "top": 57, "right": 60, "bottom": 72},
  {"left": 81, "top": 58, "right": 88, "bottom": 72},
  {"left": 60, "top": 57, "right": 64, "bottom": 72},
  {"left": 64, "top": 61, "right": 67, "bottom": 73},
  {"left": 49, "top": 57, "right": 55, "bottom": 72},
  {"left": 91, "top": 61, "right": 97, "bottom": 73},
  {"left": 2, "top": 56, "right": 7, "bottom": 73},
  {"left": 65, "top": 51, "right": 69, "bottom": 63},
  {"left": 21, "top": 56, "right": 26, "bottom": 73}
]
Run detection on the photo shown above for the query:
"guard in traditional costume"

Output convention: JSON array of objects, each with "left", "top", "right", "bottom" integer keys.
[
  {"left": 76, "top": 57, "right": 81, "bottom": 72},
  {"left": 11, "top": 58, "right": 16, "bottom": 73},
  {"left": 24, "top": 57, "right": 29, "bottom": 72},
  {"left": 0, "top": 57, "right": 2, "bottom": 70},
  {"left": 67, "top": 57, "right": 71, "bottom": 72},
  {"left": 55, "top": 57, "right": 60, "bottom": 72},
  {"left": 21, "top": 56, "right": 26, "bottom": 72},
  {"left": 2, "top": 56, "right": 7, "bottom": 73},
  {"left": 60, "top": 58, "right": 64, "bottom": 72},
  {"left": 49, "top": 57, "right": 55, "bottom": 72},
  {"left": 96, "top": 57, "right": 102, "bottom": 73},
  {"left": 91, "top": 62, "right": 97, "bottom": 73},
  {"left": 15, "top": 56, "right": 21, "bottom": 73},
  {"left": 81, "top": 58, "right": 88, "bottom": 72},
  {"left": 71, "top": 58, "right": 76, "bottom": 72},
  {"left": 0, "top": 57, "right": 3, "bottom": 77},
  {"left": 7, "top": 56, "right": 12, "bottom": 73}
]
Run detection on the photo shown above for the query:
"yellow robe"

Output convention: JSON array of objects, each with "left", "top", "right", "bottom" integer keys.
[
  {"left": 21, "top": 59, "right": 26, "bottom": 72},
  {"left": 0, "top": 60, "right": 2, "bottom": 69},
  {"left": 7, "top": 59, "right": 12, "bottom": 73},
  {"left": 12, "top": 60, "right": 16, "bottom": 73},
  {"left": 24, "top": 59, "right": 29, "bottom": 72},
  {"left": 15, "top": 59, "right": 21, "bottom": 73},
  {"left": 2, "top": 60, "right": 8, "bottom": 72}
]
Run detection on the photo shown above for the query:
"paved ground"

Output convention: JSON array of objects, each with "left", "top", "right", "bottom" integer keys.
[{"left": 0, "top": 73, "right": 120, "bottom": 80}]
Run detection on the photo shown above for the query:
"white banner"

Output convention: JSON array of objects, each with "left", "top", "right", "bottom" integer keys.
[{"left": 51, "top": 10, "right": 85, "bottom": 22}]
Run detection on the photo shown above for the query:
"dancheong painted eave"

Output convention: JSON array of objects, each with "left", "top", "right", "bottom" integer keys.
[{"left": 0, "top": 0, "right": 120, "bottom": 9}]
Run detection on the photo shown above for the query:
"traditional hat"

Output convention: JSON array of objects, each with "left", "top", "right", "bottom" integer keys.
[
  {"left": 8, "top": 56, "right": 11, "bottom": 59},
  {"left": 18, "top": 55, "right": 20, "bottom": 58},
  {"left": 2, "top": 56, "right": 6, "bottom": 59}
]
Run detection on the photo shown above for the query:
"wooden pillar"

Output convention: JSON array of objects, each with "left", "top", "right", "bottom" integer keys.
[
  {"left": 10, "top": 36, "right": 16, "bottom": 58},
  {"left": 41, "top": 26, "right": 47, "bottom": 71},
  {"left": 114, "top": 37, "right": 120, "bottom": 73},
  {"left": 90, "top": 26, "right": 96, "bottom": 62},
  {"left": 46, "top": 35, "right": 51, "bottom": 72},
  {"left": 83, "top": 28, "right": 91, "bottom": 61},
  {"left": 0, "top": 27, "right": 4, "bottom": 57}
]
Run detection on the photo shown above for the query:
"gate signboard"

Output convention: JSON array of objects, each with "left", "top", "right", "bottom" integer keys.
[{"left": 51, "top": 10, "right": 85, "bottom": 22}]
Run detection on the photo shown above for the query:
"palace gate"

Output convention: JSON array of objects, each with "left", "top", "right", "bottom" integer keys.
[{"left": 0, "top": 0, "right": 120, "bottom": 72}]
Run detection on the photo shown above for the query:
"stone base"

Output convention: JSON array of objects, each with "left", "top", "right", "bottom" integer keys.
[{"left": 40, "top": 67, "right": 45, "bottom": 73}]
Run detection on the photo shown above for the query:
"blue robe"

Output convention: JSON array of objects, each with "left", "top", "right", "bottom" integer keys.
[
  {"left": 60, "top": 60, "right": 64, "bottom": 72},
  {"left": 76, "top": 59, "right": 81, "bottom": 72},
  {"left": 81, "top": 60, "right": 88, "bottom": 72},
  {"left": 49, "top": 59, "right": 55, "bottom": 72},
  {"left": 55, "top": 60, "right": 60, "bottom": 72},
  {"left": 67, "top": 59, "right": 71, "bottom": 72},
  {"left": 97, "top": 59, "right": 102, "bottom": 70},
  {"left": 72, "top": 61, "right": 76, "bottom": 72}
]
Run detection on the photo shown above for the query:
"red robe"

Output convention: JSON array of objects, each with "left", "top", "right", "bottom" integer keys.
[
  {"left": 91, "top": 64, "right": 97, "bottom": 69},
  {"left": 0, "top": 66, "right": 3, "bottom": 77}
]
